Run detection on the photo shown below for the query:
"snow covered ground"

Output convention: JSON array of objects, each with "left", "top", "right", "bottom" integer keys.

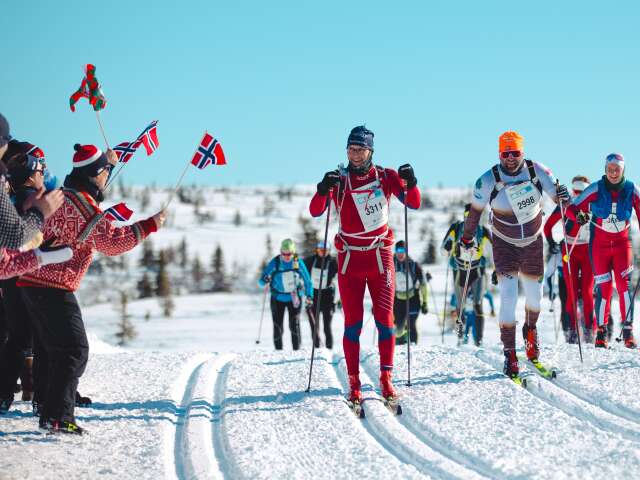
[{"left": 2, "top": 185, "right": 640, "bottom": 478}]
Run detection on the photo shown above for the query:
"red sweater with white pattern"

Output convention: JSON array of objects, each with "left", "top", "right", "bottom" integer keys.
[
  {"left": 0, "top": 248, "right": 39, "bottom": 280},
  {"left": 18, "top": 188, "right": 156, "bottom": 291}
]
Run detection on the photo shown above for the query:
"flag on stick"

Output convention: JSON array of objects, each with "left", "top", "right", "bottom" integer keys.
[
  {"left": 136, "top": 120, "right": 159, "bottom": 155},
  {"left": 104, "top": 202, "right": 134, "bottom": 222},
  {"left": 190, "top": 132, "right": 226, "bottom": 169}
]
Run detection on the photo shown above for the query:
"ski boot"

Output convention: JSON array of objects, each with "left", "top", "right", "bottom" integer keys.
[
  {"left": 20, "top": 356, "right": 34, "bottom": 402},
  {"left": 41, "top": 418, "right": 85, "bottom": 435},
  {"left": 463, "top": 333, "right": 469, "bottom": 344},
  {"left": 75, "top": 391, "right": 92, "bottom": 407},
  {"left": 566, "top": 329, "right": 578, "bottom": 344},
  {"left": 32, "top": 401, "right": 43, "bottom": 417},
  {"left": 503, "top": 350, "right": 520, "bottom": 379},
  {"left": 523, "top": 323, "right": 539, "bottom": 361},
  {"left": 595, "top": 326, "right": 608, "bottom": 348},
  {"left": 583, "top": 329, "right": 593, "bottom": 344},
  {"left": 347, "top": 374, "right": 364, "bottom": 418},
  {"left": 380, "top": 371, "right": 401, "bottom": 414},
  {"left": 0, "top": 396, "right": 12, "bottom": 414},
  {"left": 622, "top": 323, "right": 637, "bottom": 349}
]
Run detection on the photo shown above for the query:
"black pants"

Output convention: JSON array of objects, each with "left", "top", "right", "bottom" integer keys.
[
  {"left": 271, "top": 298, "right": 301, "bottom": 350},
  {"left": 0, "top": 280, "right": 33, "bottom": 398},
  {"left": 307, "top": 292, "right": 334, "bottom": 349},
  {"left": 0, "top": 295, "right": 7, "bottom": 347},
  {"left": 22, "top": 288, "right": 88, "bottom": 422},
  {"left": 393, "top": 294, "right": 421, "bottom": 344}
]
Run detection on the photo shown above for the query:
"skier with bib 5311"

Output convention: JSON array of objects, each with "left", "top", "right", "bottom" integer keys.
[{"left": 309, "top": 126, "right": 421, "bottom": 406}]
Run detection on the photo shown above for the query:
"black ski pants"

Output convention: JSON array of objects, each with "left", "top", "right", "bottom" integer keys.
[
  {"left": 22, "top": 287, "right": 88, "bottom": 422},
  {"left": 393, "top": 294, "right": 421, "bottom": 344},
  {"left": 271, "top": 297, "right": 301, "bottom": 350},
  {"left": 0, "top": 279, "right": 33, "bottom": 398},
  {"left": 307, "top": 289, "right": 334, "bottom": 349}
]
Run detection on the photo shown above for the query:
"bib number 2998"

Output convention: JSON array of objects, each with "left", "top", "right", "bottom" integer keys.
[{"left": 517, "top": 196, "right": 536, "bottom": 210}]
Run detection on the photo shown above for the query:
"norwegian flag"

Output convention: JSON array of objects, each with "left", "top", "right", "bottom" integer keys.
[
  {"left": 104, "top": 202, "right": 134, "bottom": 222},
  {"left": 113, "top": 140, "right": 141, "bottom": 163},
  {"left": 137, "top": 120, "right": 159, "bottom": 156},
  {"left": 191, "top": 132, "right": 226, "bottom": 169}
]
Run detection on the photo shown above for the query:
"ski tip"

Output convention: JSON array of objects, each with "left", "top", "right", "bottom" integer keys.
[
  {"left": 396, "top": 404, "right": 403, "bottom": 415},
  {"left": 359, "top": 407, "right": 365, "bottom": 419},
  {"left": 522, "top": 378, "right": 528, "bottom": 388},
  {"left": 551, "top": 370, "right": 557, "bottom": 379}
]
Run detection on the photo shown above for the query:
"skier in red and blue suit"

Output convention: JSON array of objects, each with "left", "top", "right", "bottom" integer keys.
[
  {"left": 567, "top": 153, "right": 639, "bottom": 348},
  {"left": 309, "top": 126, "right": 421, "bottom": 403}
]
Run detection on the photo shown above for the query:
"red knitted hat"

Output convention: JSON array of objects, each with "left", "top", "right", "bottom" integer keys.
[{"left": 73, "top": 143, "right": 104, "bottom": 168}]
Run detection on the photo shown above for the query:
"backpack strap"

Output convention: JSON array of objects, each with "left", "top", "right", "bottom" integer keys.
[
  {"left": 525, "top": 159, "right": 543, "bottom": 194},
  {"left": 489, "top": 165, "right": 503, "bottom": 204}
]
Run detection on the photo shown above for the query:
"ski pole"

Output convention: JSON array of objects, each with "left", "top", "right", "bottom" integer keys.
[
  {"left": 426, "top": 274, "right": 440, "bottom": 331},
  {"left": 455, "top": 259, "right": 472, "bottom": 347},
  {"left": 306, "top": 196, "right": 332, "bottom": 393},
  {"left": 549, "top": 269, "right": 559, "bottom": 344},
  {"left": 255, "top": 285, "right": 268, "bottom": 344},
  {"left": 615, "top": 273, "right": 640, "bottom": 342},
  {"left": 403, "top": 190, "right": 412, "bottom": 387},
  {"left": 441, "top": 253, "right": 451, "bottom": 344},
  {"left": 557, "top": 180, "right": 583, "bottom": 363}
]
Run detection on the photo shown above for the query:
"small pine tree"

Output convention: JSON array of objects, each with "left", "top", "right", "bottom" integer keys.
[
  {"left": 192, "top": 255, "right": 204, "bottom": 292},
  {"left": 178, "top": 237, "right": 189, "bottom": 270},
  {"left": 140, "top": 240, "right": 156, "bottom": 269},
  {"left": 141, "top": 187, "right": 151, "bottom": 211},
  {"left": 156, "top": 250, "right": 171, "bottom": 297},
  {"left": 297, "top": 214, "right": 319, "bottom": 258},
  {"left": 137, "top": 272, "right": 154, "bottom": 298},
  {"left": 233, "top": 210, "right": 243, "bottom": 227},
  {"left": 115, "top": 290, "right": 137, "bottom": 346},
  {"left": 162, "top": 295, "right": 175, "bottom": 318},
  {"left": 422, "top": 235, "right": 437, "bottom": 264},
  {"left": 211, "top": 245, "right": 230, "bottom": 292}
]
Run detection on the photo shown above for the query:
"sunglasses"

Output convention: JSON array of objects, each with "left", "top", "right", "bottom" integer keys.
[
  {"left": 281, "top": 252, "right": 293, "bottom": 257},
  {"left": 25, "top": 155, "right": 45, "bottom": 172},
  {"left": 347, "top": 146, "right": 369, "bottom": 154},
  {"left": 396, "top": 248, "right": 406, "bottom": 254},
  {"left": 500, "top": 151, "right": 522, "bottom": 159},
  {"left": 96, "top": 164, "right": 114, "bottom": 175}
]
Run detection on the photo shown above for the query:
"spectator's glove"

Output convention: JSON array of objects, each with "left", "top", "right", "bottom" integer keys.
[
  {"left": 547, "top": 238, "right": 560, "bottom": 255},
  {"left": 491, "top": 270, "right": 499, "bottom": 286},
  {"left": 576, "top": 210, "right": 591, "bottom": 226},
  {"left": 35, "top": 246, "right": 72, "bottom": 266},
  {"left": 317, "top": 170, "right": 340, "bottom": 196},
  {"left": 398, "top": 164, "right": 417, "bottom": 189},
  {"left": 421, "top": 303, "right": 428, "bottom": 314},
  {"left": 556, "top": 184, "right": 570, "bottom": 202}
]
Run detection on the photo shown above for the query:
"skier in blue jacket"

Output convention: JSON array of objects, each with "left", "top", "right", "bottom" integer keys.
[{"left": 259, "top": 239, "right": 313, "bottom": 350}]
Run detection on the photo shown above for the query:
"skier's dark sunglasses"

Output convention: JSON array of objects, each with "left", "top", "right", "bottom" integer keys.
[
  {"left": 500, "top": 150, "right": 522, "bottom": 159},
  {"left": 281, "top": 252, "right": 293, "bottom": 257}
]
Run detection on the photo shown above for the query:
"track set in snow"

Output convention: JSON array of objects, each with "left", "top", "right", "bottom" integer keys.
[{"left": 3, "top": 344, "right": 640, "bottom": 479}]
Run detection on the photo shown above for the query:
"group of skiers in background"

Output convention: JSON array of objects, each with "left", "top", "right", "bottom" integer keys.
[{"left": 0, "top": 112, "right": 166, "bottom": 434}]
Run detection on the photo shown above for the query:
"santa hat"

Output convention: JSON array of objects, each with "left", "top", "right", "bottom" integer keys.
[{"left": 72, "top": 143, "right": 109, "bottom": 177}]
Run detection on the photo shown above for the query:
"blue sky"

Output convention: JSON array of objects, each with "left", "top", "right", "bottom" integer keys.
[{"left": 2, "top": 1, "right": 640, "bottom": 187}]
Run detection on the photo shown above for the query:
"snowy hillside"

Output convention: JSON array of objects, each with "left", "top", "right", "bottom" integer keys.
[{"left": 2, "top": 184, "right": 640, "bottom": 479}]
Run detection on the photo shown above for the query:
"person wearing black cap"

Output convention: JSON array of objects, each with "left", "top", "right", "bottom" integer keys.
[
  {"left": 393, "top": 240, "right": 428, "bottom": 345},
  {"left": 303, "top": 241, "right": 339, "bottom": 349},
  {"left": 16, "top": 143, "right": 166, "bottom": 434},
  {"left": 310, "top": 125, "right": 421, "bottom": 404}
]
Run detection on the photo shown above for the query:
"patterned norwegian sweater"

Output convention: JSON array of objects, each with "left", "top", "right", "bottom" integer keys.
[
  {"left": 0, "top": 248, "right": 39, "bottom": 280},
  {"left": 18, "top": 188, "right": 157, "bottom": 291}
]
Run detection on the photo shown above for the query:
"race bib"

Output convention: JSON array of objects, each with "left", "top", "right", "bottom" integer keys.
[
  {"left": 281, "top": 271, "right": 296, "bottom": 293},
  {"left": 602, "top": 203, "right": 624, "bottom": 233},
  {"left": 311, "top": 267, "right": 327, "bottom": 289},
  {"left": 505, "top": 182, "right": 541, "bottom": 224},
  {"left": 352, "top": 181, "right": 389, "bottom": 232},
  {"left": 395, "top": 270, "right": 413, "bottom": 293}
]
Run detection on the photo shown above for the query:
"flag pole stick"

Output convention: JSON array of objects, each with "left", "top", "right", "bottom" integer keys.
[
  {"left": 95, "top": 111, "right": 110, "bottom": 150},
  {"left": 164, "top": 159, "right": 191, "bottom": 210},
  {"left": 104, "top": 164, "right": 126, "bottom": 191}
]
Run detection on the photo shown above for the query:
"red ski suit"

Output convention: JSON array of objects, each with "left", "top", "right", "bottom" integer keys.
[
  {"left": 544, "top": 205, "right": 594, "bottom": 330},
  {"left": 309, "top": 166, "right": 420, "bottom": 375},
  {"left": 567, "top": 179, "right": 640, "bottom": 327}
]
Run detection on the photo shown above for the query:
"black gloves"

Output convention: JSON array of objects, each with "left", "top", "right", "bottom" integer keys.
[
  {"left": 317, "top": 170, "right": 340, "bottom": 196},
  {"left": 491, "top": 271, "right": 498, "bottom": 286},
  {"left": 398, "top": 164, "right": 417, "bottom": 189},
  {"left": 556, "top": 184, "right": 570, "bottom": 202},
  {"left": 576, "top": 211, "right": 591, "bottom": 226},
  {"left": 421, "top": 303, "right": 428, "bottom": 315},
  {"left": 547, "top": 238, "right": 560, "bottom": 255},
  {"left": 426, "top": 272, "right": 432, "bottom": 282}
]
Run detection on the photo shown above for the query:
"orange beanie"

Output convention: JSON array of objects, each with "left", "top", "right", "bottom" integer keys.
[{"left": 498, "top": 131, "right": 524, "bottom": 153}]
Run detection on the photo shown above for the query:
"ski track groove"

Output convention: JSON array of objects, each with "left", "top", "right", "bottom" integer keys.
[
  {"left": 360, "top": 353, "right": 519, "bottom": 480},
  {"left": 330, "top": 353, "right": 488, "bottom": 480},
  {"left": 475, "top": 349, "right": 640, "bottom": 444},
  {"left": 211, "top": 355, "right": 238, "bottom": 480}
]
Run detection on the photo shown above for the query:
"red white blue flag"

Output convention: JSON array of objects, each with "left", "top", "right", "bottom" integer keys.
[
  {"left": 137, "top": 120, "right": 159, "bottom": 156},
  {"left": 104, "top": 202, "right": 134, "bottom": 222},
  {"left": 191, "top": 132, "right": 226, "bottom": 169},
  {"left": 113, "top": 140, "right": 141, "bottom": 163}
]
